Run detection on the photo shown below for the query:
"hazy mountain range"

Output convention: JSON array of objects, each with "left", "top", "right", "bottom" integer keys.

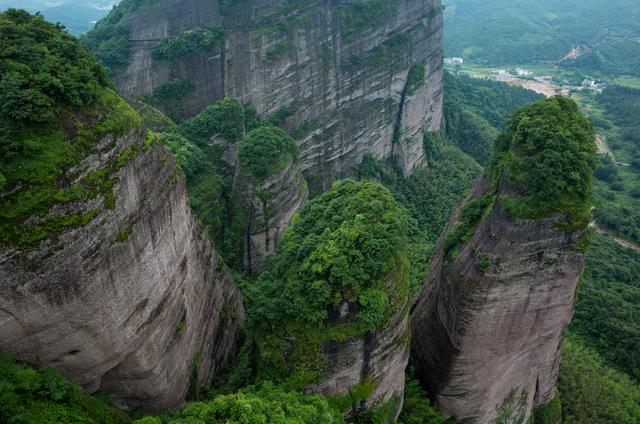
[{"left": 0, "top": 0, "right": 118, "bottom": 34}]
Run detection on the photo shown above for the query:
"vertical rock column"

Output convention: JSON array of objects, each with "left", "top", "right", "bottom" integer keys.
[
  {"left": 234, "top": 126, "right": 308, "bottom": 274},
  {"left": 411, "top": 97, "right": 595, "bottom": 423}
]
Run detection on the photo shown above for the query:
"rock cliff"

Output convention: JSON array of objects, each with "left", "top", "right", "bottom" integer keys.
[
  {"left": 233, "top": 126, "right": 308, "bottom": 273},
  {"left": 88, "top": 0, "right": 444, "bottom": 184},
  {"left": 249, "top": 180, "right": 410, "bottom": 421},
  {"left": 410, "top": 97, "right": 595, "bottom": 423},
  {"left": 309, "top": 295, "right": 410, "bottom": 421},
  {"left": 235, "top": 158, "right": 308, "bottom": 274},
  {"left": 0, "top": 127, "right": 244, "bottom": 412}
]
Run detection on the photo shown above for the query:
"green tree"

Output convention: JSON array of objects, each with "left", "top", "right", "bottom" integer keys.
[
  {"left": 0, "top": 9, "right": 108, "bottom": 155},
  {"left": 238, "top": 126, "right": 298, "bottom": 183},
  {"left": 489, "top": 96, "right": 596, "bottom": 227}
]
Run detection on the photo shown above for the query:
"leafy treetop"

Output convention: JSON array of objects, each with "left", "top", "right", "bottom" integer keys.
[
  {"left": 178, "top": 97, "right": 245, "bottom": 146},
  {"left": 488, "top": 95, "right": 596, "bottom": 227},
  {"left": 238, "top": 126, "right": 298, "bottom": 183},
  {"left": 250, "top": 179, "right": 408, "bottom": 332},
  {"left": 0, "top": 9, "right": 108, "bottom": 154}
]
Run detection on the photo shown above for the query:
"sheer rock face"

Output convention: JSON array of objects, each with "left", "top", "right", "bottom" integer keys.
[
  {"left": 411, "top": 177, "right": 587, "bottom": 423},
  {"left": 233, "top": 159, "right": 308, "bottom": 274},
  {"left": 310, "top": 301, "right": 410, "bottom": 420},
  {"left": 113, "top": 0, "right": 444, "bottom": 183},
  {"left": 0, "top": 130, "right": 244, "bottom": 412}
]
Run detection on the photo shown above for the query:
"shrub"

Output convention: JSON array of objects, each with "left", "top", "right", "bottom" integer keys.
[{"left": 238, "top": 126, "right": 298, "bottom": 183}]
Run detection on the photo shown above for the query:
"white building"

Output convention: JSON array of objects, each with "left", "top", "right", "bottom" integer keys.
[
  {"left": 514, "top": 67, "right": 532, "bottom": 77},
  {"left": 492, "top": 69, "right": 510, "bottom": 77}
]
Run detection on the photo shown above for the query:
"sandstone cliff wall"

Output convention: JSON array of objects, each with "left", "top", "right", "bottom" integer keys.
[
  {"left": 411, "top": 177, "right": 586, "bottom": 423},
  {"left": 234, "top": 158, "right": 308, "bottom": 274},
  {"left": 0, "top": 129, "right": 244, "bottom": 412},
  {"left": 111, "top": 0, "right": 444, "bottom": 183},
  {"left": 311, "top": 300, "right": 410, "bottom": 421}
]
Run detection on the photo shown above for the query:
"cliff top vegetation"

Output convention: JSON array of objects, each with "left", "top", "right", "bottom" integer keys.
[
  {"left": 245, "top": 180, "right": 409, "bottom": 388},
  {"left": 0, "top": 9, "right": 142, "bottom": 249},
  {"left": 238, "top": 126, "right": 298, "bottom": 183},
  {"left": 488, "top": 95, "right": 596, "bottom": 228}
]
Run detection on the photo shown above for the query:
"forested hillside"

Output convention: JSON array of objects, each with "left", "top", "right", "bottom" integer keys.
[
  {"left": 444, "top": 0, "right": 640, "bottom": 76},
  {"left": 2, "top": 0, "right": 640, "bottom": 422}
]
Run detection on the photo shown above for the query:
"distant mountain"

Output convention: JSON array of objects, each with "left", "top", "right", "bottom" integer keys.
[
  {"left": 444, "top": 0, "right": 640, "bottom": 76},
  {"left": 0, "top": 0, "right": 118, "bottom": 34}
]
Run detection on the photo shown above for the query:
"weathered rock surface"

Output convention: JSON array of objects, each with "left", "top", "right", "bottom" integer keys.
[
  {"left": 411, "top": 177, "right": 587, "bottom": 423},
  {"left": 0, "top": 129, "right": 244, "bottom": 412},
  {"left": 107, "top": 0, "right": 444, "bottom": 185},
  {"left": 234, "top": 158, "right": 308, "bottom": 274},
  {"left": 310, "top": 300, "right": 410, "bottom": 421}
]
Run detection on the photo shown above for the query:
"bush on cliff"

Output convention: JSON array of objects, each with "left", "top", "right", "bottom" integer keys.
[{"left": 238, "top": 126, "right": 299, "bottom": 183}]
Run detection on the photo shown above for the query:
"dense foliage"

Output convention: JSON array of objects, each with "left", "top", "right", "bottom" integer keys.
[
  {"left": 558, "top": 336, "right": 640, "bottom": 423},
  {"left": 178, "top": 97, "right": 246, "bottom": 145},
  {"left": 238, "top": 126, "right": 298, "bottom": 183},
  {"left": 357, "top": 137, "right": 482, "bottom": 294},
  {"left": 443, "top": 72, "right": 543, "bottom": 164},
  {"left": 489, "top": 96, "right": 595, "bottom": 226},
  {"left": 246, "top": 180, "right": 408, "bottom": 388},
  {"left": 591, "top": 86, "right": 640, "bottom": 243},
  {"left": 397, "top": 373, "right": 448, "bottom": 424},
  {"left": 0, "top": 10, "right": 142, "bottom": 249},
  {"left": 81, "top": 0, "right": 155, "bottom": 73},
  {"left": 570, "top": 232, "right": 640, "bottom": 381},
  {"left": 1, "top": 354, "right": 347, "bottom": 424},
  {"left": 0, "top": 354, "right": 127, "bottom": 424},
  {"left": 0, "top": 9, "right": 108, "bottom": 154},
  {"left": 137, "top": 383, "right": 345, "bottom": 424}
]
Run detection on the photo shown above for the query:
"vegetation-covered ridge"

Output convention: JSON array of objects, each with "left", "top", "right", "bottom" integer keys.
[
  {"left": 245, "top": 180, "right": 409, "bottom": 390},
  {"left": 438, "top": 96, "right": 595, "bottom": 261},
  {"left": 0, "top": 9, "right": 143, "bottom": 249},
  {"left": 487, "top": 95, "right": 596, "bottom": 228},
  {"left": 238, "top": 126, "right": 298, "bottom": 183}
]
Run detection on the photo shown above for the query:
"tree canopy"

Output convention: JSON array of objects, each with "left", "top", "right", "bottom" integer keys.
[
  {"left": 238, "top": 126, "right": 298, "bottom": 183},
  {"left": 489, "top": 96, "right": 596, "bottom": 226},
  {"left": 0, "top": 9, "right": 108, "bottom": 154},
  {"left": 244, "top": 180, "right": 409, "bottom": 388}
]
